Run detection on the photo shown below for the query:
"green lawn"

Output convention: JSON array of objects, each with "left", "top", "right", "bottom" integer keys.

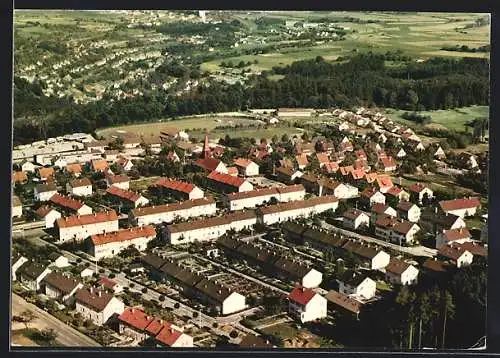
[
  {"left": 261, "top": 323, "right": 299, "bottom": 340},
  {"left": 189, "top": 126, "right": 304, "bottom": 141},
  {"left": 385, "top": 106, "right": 489, "bottom": 132}
]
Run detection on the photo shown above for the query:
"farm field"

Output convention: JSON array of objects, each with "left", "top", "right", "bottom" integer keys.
[{"left": 385, "top": 105, "right": 489, "bottom": 132}]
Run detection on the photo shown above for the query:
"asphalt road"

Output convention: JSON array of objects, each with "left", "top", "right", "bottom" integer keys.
[{"left": 11, "top": 293, "right": 101, "bottom": 347}]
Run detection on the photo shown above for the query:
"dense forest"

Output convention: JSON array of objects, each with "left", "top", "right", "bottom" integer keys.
[{"left": 13, "top": 53, "right": 489, "bottom": 144}]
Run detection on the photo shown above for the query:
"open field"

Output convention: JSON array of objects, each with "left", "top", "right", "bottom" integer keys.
[
  {"left": 189, "top": 126, "right": 304, "bottom": 141},
  {"left": 385, "top": 106, "right": 489, "bottom": 132}
]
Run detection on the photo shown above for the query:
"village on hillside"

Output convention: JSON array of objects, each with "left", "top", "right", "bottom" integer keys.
[{"left": 11, "top": 105, "right": 488, "bottom": 349}]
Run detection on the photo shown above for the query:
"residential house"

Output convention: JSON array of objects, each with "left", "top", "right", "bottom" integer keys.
[
  {"left": 106, "top": 186, "right": 149, "bottom": 208},
  {"left": 360, "top": 187, "right": 386, "bottom": 207},
  {"left": 21, "top": 161, "right": 36, "bottom": 173},
  {"left": 12, "top": 255, "right": 28, "bottom": 281},
  {"left": 34, "top": 183, "right": 58, "bottom": 201},
  {"left": 12, "top": 195, "right": 22, "bottom": 218},
  {"left": 116, "top": 157, "right": 134, "bottom": 172},
  {"left": 384, "top": 259, "right": 419, "bottom": 285},
  {"left": 194, "top": 278, "right": 247, "bottom": 315},
  {"left": 75, "top": 287, "right": 125, "bottom": 326},
  {"left": 91, "top": 159, "right": 108, "bottom": 173},
  {"left": 55, "top": 210, "right": 119, "bottom": 243},
  {"left": 342, "top": 209, "right": 370, "bottom": 230},
  {"left": 336, "top": 271, "right": 376, "bottom": 300},
  {"left": 50, "top": 194, "right": 93, "bottom": 215},
  {"left": 375, "top": 175, "right": 394, "bottom": 194},
  {"left": 35, "top": 206, "right": 62, "bottom": 228},
  {"left": 106, "top": 174, "right": 130, "bottom": 190},
  {"left": 53, "top": 157, "right": 67, "bottom": 169},
  {"left": 397, "top": 201, "right": 421, "bottom": 223},
  {"left": 38, "top": 167, "right": 55, "bottom": 181},
  {"left": 233, "top": 158, "right": 259, "bottom": 176},
  {"left": 288, "top": 286, "right": 327, "bottom": 323},
  {"left": 323, "top": 161, "right": 339, "bottom": 174},
  {"left": 295, "top": 154, "right": 309, "bottom": 170},
  {"left": 276, "top": 166, "right": 303, "bottom": 184},
  {"left": 375, "top": 215, "right": 421, "bottom": 244},
  {"left": 438, "top": 245, "right": 473, "bottom": 268},
  {"left": 42, "top": 272, "right": 83, "bottom": 305},
  {"left": 48, "top": 253, "right": 71, "bottom": 268},
  {"left": 435, "top": 227, "right": 473, "bottom": 249},
  {"left": 439, "top": 197, "right": 481, "bottom": 218},
  {"left": 396, "top": 148, "right": 407, "bottom": 158},
  {"left": 194, "top": 158, "right": 228, "bottom": 174},
  {"left": 66, "top": 163, "right": 83, "bottom": 177},
  {"left": 378, "top": 156, "right": 397, "bottom": 172},
  {"left": 155, "top": 178, "right": 204, "bottom": 200},
  {"left": 12, "top": 171, "right": 28, "bottom": 184},
  {"left": 341, "top": 241, "right": 391, "bottom": 270},
  {"left": 370, "top": 203, "right": 397, "bottom": 225},
  {"left": 66, "top": 178, "right": 93, "bottom": 197},
  {"left": 315, "top": 153, "right": 330, "bottom": 168},
  {"left": 326, "top": 290, "right": 362, "bottom": 319},
  {"left": 408, "top": 183, "right": 434, "bottom": 204},
  {"left": 98, "top": 278, "right": 123, "bottom": 294},
  {"left": 420, "top": 208, "right": 466, "bottom": 234},
  {"left": 206, "top": 171, "right": 254, "bottom": 193},
  {"left": 260, "top": 196, "right": 339, "bottom": 225},
  {"left": 386, "top": 186, "right": 410, "bottom": 202},
  {"left": 225, "top": 185, "right": 305, "bottom": 211},
  {"left": 17, "top": 262, "right": 52, "bottom": 291}
]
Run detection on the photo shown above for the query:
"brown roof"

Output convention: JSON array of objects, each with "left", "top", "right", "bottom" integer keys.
[
  {"left": 75, "top": 287, "right": 115, "bottom": 312},
  {"left": 56, "top": 210, "right": 118, "bottom": 228},
  {"left": 156, "top": 177, "right": 197, "bottom": 194},
  {"left": 43, "top": 272, "right": 82, "bottom": 294},
  {"left": 385, "top": 258, "right": 412, "bottom": 275},
  {"left": 451, "top": 242, "right": 487, "bottom": 257},
  {"left": 69, "top": 178, "right": 92, "bottom": 188},
  {"left": 341, "top": 240, "right": 381, "bottom": 260},
  {"left": 227, "top": 184, "right": 304, "bottom": 201},
  {"left": 35, "top": 205, "right": 58, "bottom": 218},
  {"left": 108, "top": 174, "right": 130, "bottom": 184},
  {"left": 234, "top": 158, "right": 256, "bottom": 168},
  {"left": 371, "top": 203, "right": 394, "bottom": 215},
  {"left": 295, "top": 154, "right": 309, "bottom": 166},
  {"left": 130, "top": 197, "right": 215, "bottom": 217},
  {"left": 195, "top": 157, "right": 223, "bottom": 172},
  {"left": 91, "top": 225, "right": 156, "bottom": 246},
  {"left": 423, "top": 258, "right": 450, "bottom": 272},
  {"left": 35, "top": 183, "right": 57, "bottom": 193},
  {"left": 12, "top": 171, "right": 28, "bottom": 183},
  {"left": 408, "top": 183, "right": 429, "bottom": 193},
  {"left": 260, "top": 195, "right": 338, "bottom": 215},
  {"left": 343, "top": 208, "right": 368, "bottom": 221},
  {"left": 106, "top": 186, "right": 143, "bottom": 203},
  {"left": 397, "top": 201, "right": 417, "bottom": 212},
  {"left": 168, "top": 210, "right": 256, "bottom": 234},
  {"left": 50, "top": 193, "right": 86, "bottom": 211},
  {"left": 276, "top": 166, "right": 295, "bottom": 177},
  {"left": 360, "top": 187, "right": 381, "bottom": 199},
  {"left": 438, "top": 245, "right": 469, "bottom": 261},
  {"left": 195, "top": 278, "right": 236, "bottom": 303},
  {"left": 442, "top": 228, "right": 471, "bottom": 242},
  {"left": 439, "top": 197, "right": 481, "bottom": 212},
  {"left": 38, "top": 167, "right": 55, "bottom": 179},
  {"left": 326, "top": 290, "right": 361, "bottom": 314}
]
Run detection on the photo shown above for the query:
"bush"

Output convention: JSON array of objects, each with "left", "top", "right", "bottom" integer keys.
[
  {"left": 76, "top": 258, "right": 82, "bottom": 263},
  {"left": 212, "top": 322, "right": 219, "bottom": 328},
  {"left": 141, "top": 288, "right": 148, "bottom": 294},
  {"left": 129, "top": 283, "right": 135, "bottom": 288},
  {"left": 192, "top": 312, "right": 199, "bottom": 318},
  {"left": 158, "top": 295, "right": 165, "bottom": 302},
  {"left": 108, "top": 273, "right": 116, "bottom": 279},
  {"left": 229, "top": 330, "right": 239, "bottom": 339},
  {"left": 99, "top": 269, "right": 105, "bottom": 274},
  {"left": 174, "top": 303, "right": 180, "bottom": 309}
]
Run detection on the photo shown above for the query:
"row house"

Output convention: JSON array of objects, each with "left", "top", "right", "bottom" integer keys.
[
  {"left": 75, "top": 286, "right": 125, "bottom": 326},
  {"left": 66, "top": 177, "right": 93, "bottom": 197},
  {"left": 260, "top": 195, "right": 339, "bottom": 225},
  {"left": 88, "top": 225, "right": 157, "bottom": 260},
  {"left": 439, "top": 197, "right": 481, "bottom": 218},
  {"left": 42, "top": 272, "right": 83, "bottom": 305},
  {"left": 118, "top": 308, "right": 193, "bottom": 347},
  {"left": 34, "top": 183, "right": 58, "bottom": 201},
  {"left": 326, "top": 290, "right": 363, "bottom": 320},
  {"left": 50, "top": 193, "right": 93, "bottom": 215},
  {"left": 370, "top": 203, "right": 397, "bottom": 225},
  {"left": 206, "top": 170, "right": 254, "bottom": 193},
  {"left": 233, "top": 158, "right": 259, "bottom": 176},
  {"left": 106, "top": 186, "right": 149, "bottom": 208},
  {"left": 275, "top": 166, "right": 303, "bottom": 184},
  {"left": 396, "top": 201, "right": 421, "bottom": 223},
  {"left": 165, "top": 210, "right": 258, "bottom": 245},
  {"left": 225, "top": 185, "right": 306, "bottom": 211},
  {"left": 17, "top": 262, "right": 52, "bottom": 291},
  {"left": 106, "top": 174, "right": 130, "bottom": 190},
  {"left": 155, "top": 177, "right": 204, "bottom": 200},
  {"left": 341, "top": 240, "right": 391, "bottom": 270},
  {"left": 128, "top": 197, "right": 217, "bottom": 226},
  {"left": 374, "top": 215, "right": 421, "bottom": 245},
  {"left": 56, "top": 210, "right": 119, "bottom": 243},
  {"left": 384, "top": 259, "right": 419, "bottom": 285},
  {"left": 435, "top": 227, "right": 473, "bottom": 249},
  {"left": 288, "top": 286, "right": 327, "bottom": 323},
  {"left": 35, "top": 206, "right": 61, "bottom": 228}
]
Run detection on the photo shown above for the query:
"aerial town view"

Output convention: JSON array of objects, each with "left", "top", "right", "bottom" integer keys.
[{"left": 11, "top": 10, "right": 489, "bottom": 350}]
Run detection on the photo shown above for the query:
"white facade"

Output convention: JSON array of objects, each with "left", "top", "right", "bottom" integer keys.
[
  {"left": 343, "top": 212, "right": 370, "bottom": 230},
  {"left": 45, "top": 282, "right": 83, "bottom": 305},
  {"left": 414, "top": 187, "right": 434, "bottom": 204},
  {"left": 435, "top": 232, "right": 472, "bottom": 250},
  {"left": 54, "top": 158, "right": 67, "bottom": 169},
  {"left": 90, "top": 235, "right": 156, "bottom": 260},
  {"left": 289, "top": 293, "right": 327, "bottom": 323},
  {"left": 57, "top": 219, "right": 119, "bottom": 243},
  {"left": 42, "top": 209, "right": 62, "bottom": 229},
  {"left": 386, "top": 265, "right": 419, "bottom": 286},
  {"left": 301, "top": 269, "right": 323, "bottom": 289},
  {"left": 390, "top": 224, "right": 420, "bottom": 245},
  {"left": 236, "top": 161, "right": 259, "bottom": 177},
  {"left": 132, "top": 195, "right": 150, "bottom": 208},
  {"left": 400, "top": 205, "right": 421, "bottom": 222},
  {"left": 130, "top": 202, "right": 217, "bottom": 226},
  {"left": 76, "top": 205, "right": 93, "bottom": 215},
  {"left": 12, "top": 256, "right": 28, "bottom": 281},
  {"left": 50, "top": 255, "right": 71, "bottom": 268},
  {"left": 444, "top": 207, "right": 479, "bottom": 219},
  {"left": 455, "top": 250, "right": 474, "bottom": 268},
  {"left": 170, "top": 334, "right": 194, "bottom": 348},
  {"left": 21, "top": 162, "right": 36, "bottom": 172},
  {"left": 227, "top": 187, "right": 305, "bottom": 211},
  {"left": 370, "top": 251, "right": 391, "bottom": 270},
  {"left": 368, "top": 191, "right": 386, "bottom": 206},
  {"left": 338, "top": 277, "right": 376, "bottom": 300},
  {"left": 20, "top": 267, "right": 52, "bottom": 291},
  {"left": 12, "top": 203, "right": 22, "bottom": 218},
  {"left": 262, "top": 200, "right": 339, "bottom": 225},
  {"left": 67, "top": 183, "right": 93, "bottom": 197},
  {"left": 35, "top": 188, "right": 58, "bottom": 202},
  {"left": 188, "top": 187, "right": 204, "bottom": 200},
  {"left": 222, "top": 292, "right": 247, "bottom": 315},
  {"left": 76, "top": 296, "right": 125, "bottom": 326}
]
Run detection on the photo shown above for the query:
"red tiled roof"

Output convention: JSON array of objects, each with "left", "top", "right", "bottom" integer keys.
[
  {"left": 99, "top": 277, "right": 118, "bottom": 289},
  {"left": 38, "top": 167, "right": 55, "bottom": 179},
  {"left": 234, "top": 158, "right": 255, "bottom": 168},
  {"left": 108, "top": 174, "right": 130, "bottom": 184},
  {"left": 354, "top": 158, "right": 369, "bottom": 170},
  {"left": 145, "top": 317, "right": 170, "bottom": 336},
  {"left": 227, "top": 167, "right": 239, "bottom": 176},
  {"left": 438, "top": 245, "right": 469, "bottom": 260},
  {"left": 387, "top": 186, "right": 403, "bottom": 196},
  {"left": 69, "top": 178, "right": 92, "bottom": 188},
  {"left": 288, "top": 286, "right": 317, "bottom": 305},
  {"left": 397, "top": 201, "right": 417, "bottom": 212},
  {"left": 350, "top": 168, "right": 365, "bottom": 180},
  {"left": 156, "top": 177, "right": 196, "bottom": 194},
  {"left": 339, "top": 166, "right": 354, "bottom": 176},
  {"left": 439, "top": 197, "right": 481, "bottom": 212},
  {"left": 12, "top": 171, "right": 28, "bottom": 183},
  {"left": 50, "top": 193, "right": 85, "bottom": 211},
  {"left": 130, "top": 197, "right": 215, "bottom": 217},
  {"left": 91, "top": 225, "right": 156, "bottom": 246},
  {"left": 91, "top": 159, "right": 108, "bottom": 171},
  {"left": 295, "top": 154, "right": 309, "bottom": 166},
  {"left": 56, "top": 210, "right": 118, "bottom": 228},
  {"left": 442, "top": 227, "right": 471, "bottom": 242},
  {"left": 207, "top": 170, "right": 246, "bottom": 188},
  {"left": 452, "top": 242, "right": 487, "bottom": 257},
  {"left": 323, "top": 162, "right": 339, "bottom": 173},
  {"left": 364, "top": 172, "right": 378, "bottom": 183},
  {"left": 118, "top": 308, "right": 154, "bottom": 331},
  {"left": 376, "top": 175, "right": 393, "bottom": 189},
  {"left": 106, "top": 186, "right": 143, "bottom": 203},
  {"left": 380, "top": 156, "right": 396, "bottom": 169},
  {"left": 316, "top": 153, "right": 330, "bottom": 164},
  {"left": 385, "top": 259, "right": 411, "bottom": 275},
  {"left": 155, "top": 325, "right": 183, "bottom": 347},
  {"left": 408, "top": 183, "right": 428, "bottom": 193},
  {"left": 195, "top": 157, "right": 223, "bottom": 172},
  {"left": 343, "top": 208, "right": 368, "bottom": 220},
  {"left": 116, "top": 157, "right": 131, "bottom": 168}
]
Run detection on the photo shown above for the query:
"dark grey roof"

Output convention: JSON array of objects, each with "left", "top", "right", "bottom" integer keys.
[
  {"left": 195, "top": 278, "right": 236, "bottom": 303},
  {"left": 141, "top": 254, "right": 166, "bottom": 270},
  {"left": 19, "top": 262, "right": 48, "bottom": 280}
]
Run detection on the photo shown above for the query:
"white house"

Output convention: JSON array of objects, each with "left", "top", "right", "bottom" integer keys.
[
  {"left": 342, "top": 241, "right": 391, "bottom": 270},
  {"left": 225, "top": 185, "right": 305, "bottom": 211},
  {"left": 66, "top": 178, "right": 93, "bottom": 197},
  {"left": 116, "top": 157, "right": 134, "bottom": 171},
  {"left": 438, "top": 245, "right": 473, "bottom": 268},
  {"left": 12, "top": 195, "right": 22, "bottom": 218},
  {"left": 98, "top": 278, "right": 123, "bottom": 294},
  {"left": 79, "top": 268, "right": 95, "bottom": 279},
  {"left": 48, "top": 253, "right": 71, "bottom": 268},
  {"left": 396, "top": 148, "right": 407, "bottom": 158},
  {"left": 361, "top": 188, "right": 386, "bottom": 207},
  {"left": 129, "top": 197, "right": 217, "bottom": 226},
  {"left": 342, "top": 209, "right": 370, "bottom": 230},
  {"left": 17, "top": 262, "right": 52, "bottom": 291},
  {"left": 397, "top": 201, "right": 421, "bottom": 223},
  {"left": 288, "top": 286, "right": 327, "bottom": 323},
  {"left": 53, "top": 157, "right": 67, "bottom": 169},
  {"left": 35, "top": 206, "right": 62, "bottom": 229},
  {"left": 409, "top": 183, "right": 434, "bottom": 204},
  {"left": 194, "top": 278, "right": 247, "bottom": 315},
  {"left": 370, "top": 203, "right": 397, "bottom": 225},
  {"left": 75, "top": 287, "right": 125, "bottom": 326},
  {"left": 89, "top": 225, "right": 157, "bottom": 260},
  {"left": 34, "top": 183, "right": 58, "bottom": 201},
  {"left": 260, "top": 195, "right": 339, "bottom": 225},
  {"left": 21, "top": 161, "right": 36, "bottom": 173},
  {"left": 435, "top": 227, "right": 473, "bottom": 250},
  {"left": 439, "top": 197, "right": 481, "bottom": 218},
  {"left": 12, "top": 255, "right": 28, "bottom": 281},
  {"left": 233, "top": 158, "right": 259, "bottom": 177},
  {"left": 106, "top": 174, "right": 130, "bottom": 190},
  {"left": 337, "top": 272, "right": 376, "bottom": 300},
  {"left": 55, "top": 210, "right": 119, "bottom": 243},
  {"left": 385, "top": 259, "right": 419, "bottom": 285},
  {"left": 42, "top": 272, "right": 83, "bottom": 305},
  {"left": 156, "top": 178, "right": 204, "bottom": 200}
]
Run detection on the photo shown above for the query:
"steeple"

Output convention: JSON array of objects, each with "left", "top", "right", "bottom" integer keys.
[{"left": 203, "top": 130, "right": 211, "bottom": 159}]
